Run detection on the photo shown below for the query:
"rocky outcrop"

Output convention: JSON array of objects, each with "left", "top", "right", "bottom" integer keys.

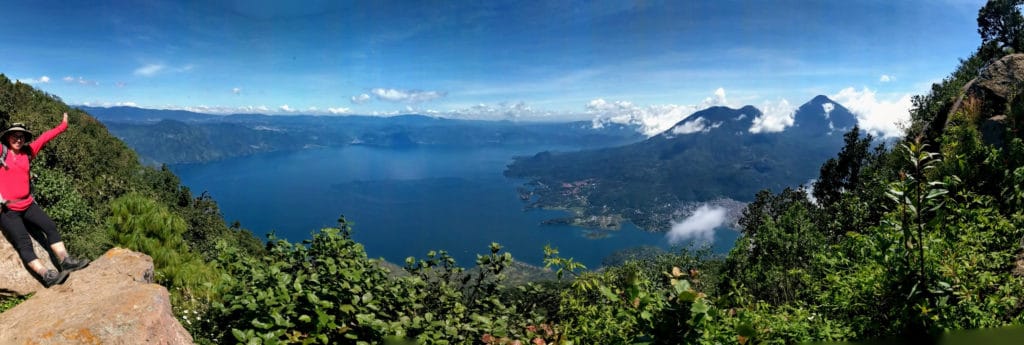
[
  {"left": 0, "top": 233, "right": 59, "bottom": 296},
  {"left": 974, "top": 53, "right": 1024, "bottom": 106},
  {"left": 931, "top": 54, "right": 1024, "bottom": 146},
  {"left": 0, "top": 248, "right": 194, "bottom": 344}
]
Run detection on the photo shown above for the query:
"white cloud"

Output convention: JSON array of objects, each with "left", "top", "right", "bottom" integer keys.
[
  {"left": 672, "top": 118, "right": 722, "bottom": 135},
  {"left": 880, "top": 74, "right": 892, "bottom": 83},
  {"left": 805, "top": 179, "right": 818, "bottom": 205},
  {"left": 62, "top": 76, "right": 98, "bottom": 86},
  {"left": 276, "top": 103, "right": 299, "bottom": 111},
  {"left": 133, "top": 63, "right": 192, "bottom": 77},
  {"left": 822, "top": 103, "right": 834, "bottom": 118},
  {"left": 116, "top": 82, "right": 126, "bottom": 88},
  {"left": 232, "top": 87, "right": 242, "bottom": 95},
  {"left": 18, "top": 75, "right": 50, "bottom": 84},
  {"left": 134, "top": 64, "right": 165, "bottom": 76},
  {"left": 707, "top": 87, "right": 727, "bottom": 106},
  {"left": 81, "top": 101, "right": 138, "bottom": 107},
  {"left": 351, "top": 93, "right": 371, "bottom": 104},
  {"left": 328, "top": 107, "right": 351, "bottom": 114},
  {"left": 589, "top": 88, "right": 731, "bottom": 137},
  {"left": 673, "top": 118, "right": 710, "bottom": 134},
  {"left": 666, "top": 205, "right": 727, "bottom": 245},
  {"left": 370, "top": 88, "right": 446, "bottom": 103},
  {"left": 445, "top": 101, "right": 561, "bottom": 121},
  {"left": 749, "top": 99, "right": 795, "bottom": 133},
  {"left": 148, "top": 105, "right": 272, "bottom": 114},
  {"left": 830, "top": 87, "right": 912, "bottom": 138}
]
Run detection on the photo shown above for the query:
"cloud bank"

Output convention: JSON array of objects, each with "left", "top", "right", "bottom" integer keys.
[
  {"left": 328, "top": 107, "right": 351, "bottom": 114},
  {"left": 19, "top": 75, "right": 50, "bottom": 84},
  {"left": 371, "top": 88, "right": 446, "bottom": 103},
  {"left": 672, "top": 117, "right": 722, "bottom": 135},
  {"left": 445, "top": 101, "right": 560, "bottom": 121},
  {"left": 830, "top": 87, "right": 912, "bottom": 138},
  {"left": 666, "top": 205, "right": 727, "bottom": 245},
  {"left": 590, "top": 88, "right": 730, "bottom": 137},
  {"left": 749, "top": 99, "right": 795, "bottom": 133},
  {"left": 351, "top": 93, "right": 371, "bottom": 104},
  {"left": 62, "top": 76, "right": 98, "bottom": 86}
]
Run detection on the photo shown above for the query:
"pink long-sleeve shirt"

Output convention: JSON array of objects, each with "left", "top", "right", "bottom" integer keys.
[{"left": 0, "top": 121, "right": 67, "bottom": 211}]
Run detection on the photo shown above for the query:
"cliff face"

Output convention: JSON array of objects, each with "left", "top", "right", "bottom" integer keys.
[{"left": 0, "top": 248, "right": 193, "bottom": 344}]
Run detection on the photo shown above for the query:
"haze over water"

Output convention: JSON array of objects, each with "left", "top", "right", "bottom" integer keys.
[{"left": 171, "top": 145, "right": 737, "bottom": 267}]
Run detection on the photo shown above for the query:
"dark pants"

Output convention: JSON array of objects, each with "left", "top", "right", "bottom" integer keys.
[{"left": 0, "top": 203, "right": 62, "bottom": 263}]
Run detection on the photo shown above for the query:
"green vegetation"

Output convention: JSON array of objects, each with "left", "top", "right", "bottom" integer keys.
[
  {"left": 5, "top": 2, "right": 1024, "bottom": 344},
  {"left": 0, "top": 73, "right": 264, "bottom": 326}
]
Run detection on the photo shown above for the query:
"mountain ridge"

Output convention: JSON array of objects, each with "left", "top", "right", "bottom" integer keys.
[
  {"left": 86, "top": 106, "right": 645, "bottom": 165},
  {"left": 504, "top": 95, "right": 863, "bottom": 231}
]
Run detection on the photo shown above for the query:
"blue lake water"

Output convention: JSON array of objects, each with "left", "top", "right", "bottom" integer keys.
[{"left": 171, "top": 145, "right": 738, "bottom": 267}]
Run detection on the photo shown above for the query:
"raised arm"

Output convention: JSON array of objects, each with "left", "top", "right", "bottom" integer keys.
[{"left": 30, "top": 112, "right": 68, "bottom": 156}]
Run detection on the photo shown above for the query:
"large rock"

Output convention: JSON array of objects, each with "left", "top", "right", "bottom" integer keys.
[
  {"left": 974, "top": 53, "right": 1024, "bottom": 105},
  {"left": 0, "top": 248, "right": 194, "bottom": 344},
  {"left": 967, "top": 54, "right": 1024, "bottom": 146},
  {"left": 926, "top": 54, "right": 1024, "bottom": 145},
  {"left": 0, "top": 231, "right": 59, "bottom": 296}
]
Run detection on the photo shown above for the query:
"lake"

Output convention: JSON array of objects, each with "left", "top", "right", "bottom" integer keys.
[{"left": 171, "top": 145, "right": 739, "bottom": 268}]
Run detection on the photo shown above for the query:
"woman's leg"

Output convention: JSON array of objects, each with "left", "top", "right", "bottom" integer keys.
[
  {"left": 0, "top": 209, "right": 46, "bottom": 274},
  {"left": 21, "top": 203, "right": 66, "bottom": 260},
  {"left": 1, "top": 207, "right": 71, "bottom": 287},
  {"left": 23, "top": 203, "right": 88, "bottom": 271}
]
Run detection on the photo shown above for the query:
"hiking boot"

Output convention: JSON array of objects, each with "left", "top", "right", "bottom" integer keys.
[
  {"left": 60, "top": 255, "right": 90, "bottom": 272},
  {"left": 39, "top": 269, "right": 70, "bottom": 288}
]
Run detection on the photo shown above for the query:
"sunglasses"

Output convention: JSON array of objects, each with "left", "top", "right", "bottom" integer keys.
[{"left": 9, "top": 133, "right": 27, "bottom": 141}]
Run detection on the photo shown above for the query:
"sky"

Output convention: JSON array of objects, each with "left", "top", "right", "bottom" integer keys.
[{"left": 0, "top": 0, "right": 988, "bottom": 137}]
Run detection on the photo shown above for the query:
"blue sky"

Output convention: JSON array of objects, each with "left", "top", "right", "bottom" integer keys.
[{"left": 0, "top": 0, "right": 987, "bottom": 136}]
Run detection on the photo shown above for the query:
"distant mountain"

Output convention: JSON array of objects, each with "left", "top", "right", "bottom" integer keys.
[
  {"left": 84, "top": 106, "right": 644, "bottom": 164},
  {"left": 504, "top": 95, "right": 860, "bottom": 231},
  {"left": 80, "top": 106, "right": 219, "bottom": 123}
]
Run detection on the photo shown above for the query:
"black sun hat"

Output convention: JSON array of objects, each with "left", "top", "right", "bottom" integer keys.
[{"left": 1, "top": 123, "right": 34, "bottom": 142}]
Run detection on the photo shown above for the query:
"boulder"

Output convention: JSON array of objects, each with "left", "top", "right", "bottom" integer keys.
[
  {"left": 0, "top": 232, "right": 59, "bottom": 296},
  {"left": 974, "top": 53, "right": 1024, "bottom": 105},
  {"left": 0, "top": 248, "right": 194, "bottom": 344},
  {"left": 926, "top": 54, "right": 1024, "bottom": 144}
]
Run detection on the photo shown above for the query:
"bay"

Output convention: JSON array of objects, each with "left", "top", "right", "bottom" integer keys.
[{"left": 171, "top": 145, "right": 738, "bottom": 268}]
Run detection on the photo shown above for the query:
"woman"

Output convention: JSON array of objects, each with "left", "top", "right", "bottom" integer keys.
[{"left": 0, "top": 112, "right": 88, "bottom": 287}]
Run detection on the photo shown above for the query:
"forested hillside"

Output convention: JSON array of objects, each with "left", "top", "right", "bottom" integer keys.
[{"left": 0, "top": 74, "right": 264, "bottom": 327}]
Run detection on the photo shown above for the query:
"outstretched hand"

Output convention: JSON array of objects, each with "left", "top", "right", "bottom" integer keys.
[{"left": 62, "top": 112, "right": 68, "bottom": 123}]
